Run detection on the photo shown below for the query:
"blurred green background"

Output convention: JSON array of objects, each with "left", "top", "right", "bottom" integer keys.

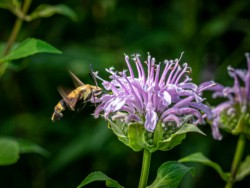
[{"left": 0, "top": 0, "right": 250, "bottom": 187}]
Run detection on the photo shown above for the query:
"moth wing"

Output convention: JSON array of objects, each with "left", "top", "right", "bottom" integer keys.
[
  {"left": 69, "top": 71, "right": 85, "bottom": 87},
  {"left": 57, "top": 87, "right": 78, "bottom": 110}
]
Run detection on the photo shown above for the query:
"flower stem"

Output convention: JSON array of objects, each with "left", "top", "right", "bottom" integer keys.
[
  {"left": 225, "top": 134, "right": 246, "bottom": 188},
  {"left": 138, "top": 149, "right": 152, "bottom": 188}
]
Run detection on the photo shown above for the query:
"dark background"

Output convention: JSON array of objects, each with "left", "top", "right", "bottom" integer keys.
[{"left": 0, "top": 0, "right": 250, "bottom": 187}]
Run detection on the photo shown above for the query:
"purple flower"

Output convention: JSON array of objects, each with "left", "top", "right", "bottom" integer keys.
[
  {"left": 211, "top": 53, "right": 250, "bottom": 140},
  {"left": 93, "top": 53, "right": 215, "bottom": 132}
]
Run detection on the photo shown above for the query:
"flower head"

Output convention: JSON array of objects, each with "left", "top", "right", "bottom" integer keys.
[
  {"left": 93, "top": 53, "right": 214, "bottom": 133},
  {"left": 211, "top": 53, "right": 250, "bottom": 140}
]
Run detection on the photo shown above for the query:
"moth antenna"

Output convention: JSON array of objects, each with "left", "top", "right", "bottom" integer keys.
[{"left": 89, "top": 64, "right": 99, "bottom": 87}]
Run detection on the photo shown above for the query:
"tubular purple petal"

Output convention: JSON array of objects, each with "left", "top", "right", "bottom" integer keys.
[
  {"left": 171, "top": 65, "right": 181, "bottom": 84},
  {"left": 125, "top": 114, "right": 141, "bottom": 123},
  {"left": 159, "top": 91, "right": 172, "bottom": 106},
  {"left": 175, "top": 63, "right": 188, "bottom": 84},
  {"left": 145, "top": 103, "right": 158, "bottom": 131},
  {"left": 188, "top": 102, "right": 213, "bottom": 120},
  {"left": 159, "top": 60, "right": 171, "bottom": 86},
  {"left": 179, "top": 83, "right": 198, "bottom": 90},
  {"left": 245, "top": 53, "right": 250, "bottom": 103},
  {"left": 166, "top": 60, "right": 179, "bottom": 84},
  {"left": 92, "top": 53, "right": 214, "bottom": 132},
  {"left": 135, "top": 54, "right": 146, "bottom": 83},
  {"left": 198, "top": 81, "right": 216, "bottom": 92},
  {"left": 122, "top": 74, "right": 143, "bottom": 112},
  {"left": 212, "top": 120, "right": 223, "bottom": 140},
  {"left": 162, "top": 114, "right": 181, "bottom": 127},
  {"left": 229, "top": 67, "right": 243, "bottom": 104},
  {"left": 154, "top": 64, "right": 161, "bottom": 86},
  {"left": 124, "top": 54, "right": 134, "bottom": 78},
  {"left": 173, "top": 96, "right": 194, "bottom": 108}
]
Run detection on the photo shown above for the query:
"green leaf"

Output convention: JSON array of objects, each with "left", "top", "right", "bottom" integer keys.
[
  {"left": 154, "top": 123, "right": 205, "bottom": 153},
  {"left": 0, "top": 0, "right": 20, "bottom": 11},
  {"left": 236, "top": 155, "right": 250, "bottom": 181},
  {"left": 17, "top": 139, "right": 50, "bottom": 157},
  {"left": 147, "top": 161, "right": 195, "bottom": 188},
  {"left": 108, "top": 120, "right": 150, "bottom": 152},
  {"left": 0, "top": 136, "right": 50, "bottom": 166},
  {"left": 0, "top": 38, "right": 61, "bottom": 63},
  {"left": 0, "top": 1, "right": 10, "bottom": 10},
  {"left": 0, "top": 138, "right": 19, "bottom": 165},
  {"left": 77, "top": 171, "right": 124, "bottom": 188},
  {"left": 26, "top": 4, "right": 77, "bottom": 22},
  {"left": 127, "top": 123, "right": 149, "bottom": 152},
  {"left": 108, "top": 120, "right": 129, "bottom": 146},
  {"left": 153, "top": 121, "right": 164, "bottom": 146},
  {"left": 178, "top": 152, "right": 230, "bottom": 181},
  {"left": 232, "top": 113, "right": 250, "bottom": 139}
]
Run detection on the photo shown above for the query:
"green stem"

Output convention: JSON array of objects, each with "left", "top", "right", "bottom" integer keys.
[
  {"left": 1, "top": 0, "right": 32, "bottom": 75},
  {"left": 138, "top": 149, "right": 152, "bottom": 188},
  {"left": 3, "top": 0, "right": 32, "bottom": 55},
  {"left": 225, "top": 134, "right": 246, "bottom": 188},
  {"left": 3, "top": 18, "right": 23, "bottom": 55}
]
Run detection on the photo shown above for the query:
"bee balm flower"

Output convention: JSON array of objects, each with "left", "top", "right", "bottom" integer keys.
[
  {"left": 211, "top": 53, "right": 250, "bottom": 140},
  {"left": 92, "top": 53, "right": 215, "bottom": 151}
]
